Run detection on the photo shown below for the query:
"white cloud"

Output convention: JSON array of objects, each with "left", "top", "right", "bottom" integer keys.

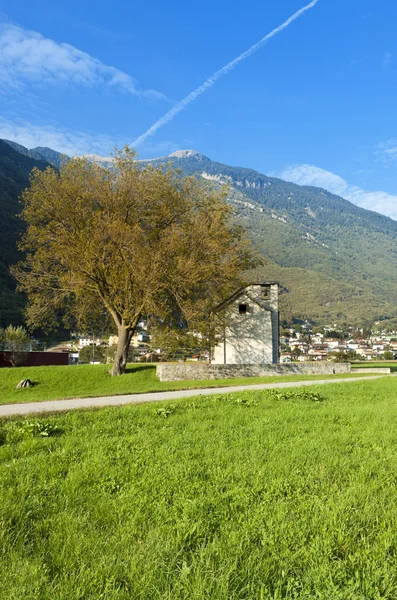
[
  {"left": 0, "top": 22, "right": 167, "bottom": 100},
  {"left": 377, "top": 139, "right": 397, "bottom": 166},
  {"left": 279, "top": 164, "right": 397, "bottom": 220},
  {"left": 383, "top": 52, "right": 393, "bottom": 70},
  {"left": 0, "top": 116, "right": 180, "bottom": 159},
  {"left": 0, "top": 117, "right": 124, "bottom": 156}
]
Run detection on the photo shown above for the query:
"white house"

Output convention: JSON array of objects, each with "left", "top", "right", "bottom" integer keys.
[
  {"left": 78, "top": 337, "right": 101, "bottom": 348},
  {"left": 324, "top": 338, "right": 340, "bottom": 349},
  {"left": 212, "top": 282, "right": 279, "bottom": 365}
]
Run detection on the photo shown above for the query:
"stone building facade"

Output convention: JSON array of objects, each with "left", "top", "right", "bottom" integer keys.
[{"left": 212, "top": 282, "right": 279, "bottom": 365}]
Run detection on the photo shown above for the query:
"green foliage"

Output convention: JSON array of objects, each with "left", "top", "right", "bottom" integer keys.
[
  {"left": 2, "top": 378, "right": 397, "bottom": 597},
  {"left": 155, "top": 406, "right": 176, "bottom": 418},
  {"left": 330, "top": 350, "right": 357, "bottom": 362},
  {"left": 0, "top": 324, "right": 30, "bottom": 366},
  {"left": 5, "top": 419, "right": 61, "bottom": 442},
  {"left": 78, "top": 345, "right": 105, "bottom": 363},
  {"left": 269, "top": 387, "right": 327, "bottom": 402},
  {"left": 209, "top": 393, "right": 258, "bottom": 407},
  {"left": 0, "top": 140, "right": 51, "bottom": 327},
  {"left": 325, "top": 329, "right": 343, "bottom": 339}
]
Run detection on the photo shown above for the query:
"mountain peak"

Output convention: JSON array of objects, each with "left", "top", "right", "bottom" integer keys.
[
  {"left": 167, "top": 150, "right": 204, "bottom": 159},
  {"left": 78, "top": 153, "right": 114, "bottom": 163}
]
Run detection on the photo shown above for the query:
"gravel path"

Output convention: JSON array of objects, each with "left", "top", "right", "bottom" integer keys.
[{"left": 0, "top": 375, "right": 387, "bottom": 418}]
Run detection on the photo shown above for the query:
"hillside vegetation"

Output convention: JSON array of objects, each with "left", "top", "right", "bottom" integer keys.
[
  {"left": 151, "top": 152, "right": 397, "bottom": 326},
  {"left": 0, "top": 140, "right": 51, "bottom": 326},
  {"left": 2, "top": 141, "right": 397, "bottom": 327},
  {"left": 2, "top": 378, "right": 397, "bottom": 598}
]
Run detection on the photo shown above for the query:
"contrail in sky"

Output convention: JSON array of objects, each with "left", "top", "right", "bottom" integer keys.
[{"left": 132, "top": 0, "right": 319, "bottom": 147}]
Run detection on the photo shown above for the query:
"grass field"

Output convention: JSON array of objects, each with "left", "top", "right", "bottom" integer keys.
[
  {"left": 2, "top": 377, "right": 397, "bottom": 598},
  {"left": 0, "top": 363, "right": 380, "bottom": 405}
]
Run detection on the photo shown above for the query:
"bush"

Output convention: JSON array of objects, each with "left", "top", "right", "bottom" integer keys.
[
  {"left": 79, "top": 345, "right": 105, "bottom": 363},
  {"left": 0, "top": 325, "right": 30, "bottom": 366},
  {"left": 269, "top": 388, "right": 327, "bottom": 402},
  {"left": 5, "top": 419, "right": 61, "bottom": 443}
]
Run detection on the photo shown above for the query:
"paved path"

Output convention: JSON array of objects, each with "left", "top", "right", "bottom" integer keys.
[{"left": 0, "top": 375, "right": 388, "bottom": 418}]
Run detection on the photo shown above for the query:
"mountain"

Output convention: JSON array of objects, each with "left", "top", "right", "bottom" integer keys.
[
  {"left": 2, "top": 139, "right": 68, "bottom": 168},
  {"left": 144, "top": 150, "right": 397, "bottom": 327},
  {"left": 1, "top": 141, "right": 397, "bottom": 328},
  {"left": 0, "top": 140, "right": 53, "bottom": 326},
  {"left": 78, "top": 153, "right": 115, "bottom": 169}
]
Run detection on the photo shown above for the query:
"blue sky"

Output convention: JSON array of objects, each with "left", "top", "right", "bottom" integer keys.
[{"left": 1, "top": 0, "right": 397, "bottom": 218}]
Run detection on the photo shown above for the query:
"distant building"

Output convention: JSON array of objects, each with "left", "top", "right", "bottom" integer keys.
[
  {"left": 108, "top": 335, "right": 119, "bottom": 346},
  {"left": 280, "top": 353, "right": 292, "bottom": 363},
  {"left": 212, "top": 283, "right": 279, "bottom": 365},
  {"left": 347, "top": 341, "right": 360, "bottom": 350},
  {"left": 78, "top": 337, "right": 101, "bottom": 348},
  {"left": 324, "top": 339, "right": 340, "bottom": 349}
]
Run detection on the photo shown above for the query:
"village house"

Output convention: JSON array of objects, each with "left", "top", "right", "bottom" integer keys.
[
  {"left": 308, "top": 344, "right": 328, "bottom": 360},
  {"left": 297, "top": 354, "right": 309, "bottom": 362},
  {"left": 78, "top": 337, "right": 101, "bottom": 348},
  {"left": 308, "top": 351, "right": 327, "bottom": 361},
  {"left": 346, "top": 340, "right": 360, "bottom": 351},
  {"left": 108, "top": 331, "right": 151, "bottom": 349},
  {"left": 290, "top": 340, "right": 308, "bottom": 350},
  {"left": 372, "top": 341, "right": 385, "bottom": 351},
  {"left": 212, "top": 282, "right": 279, "bottom": 365},
  {"left": 311, "top": 333, "right": 324, "bottom": 344},
  {"left": 335, "top": 344, "right": 347, "bottom": 352},
  {"left": 324, "top": 338, "right": 341, "bottom": 350}
]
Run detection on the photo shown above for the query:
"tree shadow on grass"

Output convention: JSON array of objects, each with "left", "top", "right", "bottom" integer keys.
[{"left": 125, "top": 365, "right": 155, "bottom": 375}]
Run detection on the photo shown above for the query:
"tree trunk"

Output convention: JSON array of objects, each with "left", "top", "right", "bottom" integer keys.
[{"left": 110, "top": 325, "right": 134, "bottom": 376}]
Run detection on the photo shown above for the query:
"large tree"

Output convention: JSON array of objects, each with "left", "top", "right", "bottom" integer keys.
[{"left": 13, "top": 148, "right": 257, "bottom": 375}]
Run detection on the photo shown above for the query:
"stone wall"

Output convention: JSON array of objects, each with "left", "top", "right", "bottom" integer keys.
[
  {"left": 351, "top": 367, "right": 390, "bottom": 374},
  {"left": 156, "top": 362, "right": 351, "bottom": 382}
]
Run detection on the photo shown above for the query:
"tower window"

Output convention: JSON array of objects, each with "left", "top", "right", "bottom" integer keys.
[
  {"left": 261, "top": 285, "right": 271, "bottom": 298},
  {"left": 239, "top": 304, "right": 247, "bottom": 314}
]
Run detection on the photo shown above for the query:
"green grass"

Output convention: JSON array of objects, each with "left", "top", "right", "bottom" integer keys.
[
  {"left": 0, "top": 363, "right": 380, "bottom": 405},
  {"left": 2, "top": 378, "right": 397, "bottom": 598}
]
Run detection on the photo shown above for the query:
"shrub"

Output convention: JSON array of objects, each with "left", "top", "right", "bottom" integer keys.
[
  {"left": 6, "top": 419, "right": 61, "bottom": 442},
  {"left": 269, "top": 388, "right": 327, "bottom": 402},
  {"left": 79, "top": 345, "right": 105, "bottom": 364}
]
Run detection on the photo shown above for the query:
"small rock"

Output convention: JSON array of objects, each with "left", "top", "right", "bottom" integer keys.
[{"left": 16, "top": 379, "right": 32, "bottom": 389}]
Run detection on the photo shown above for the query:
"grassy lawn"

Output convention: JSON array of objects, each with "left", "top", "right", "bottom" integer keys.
[
  {"left": 1, "top": 377, "right": 397, "bottom": 598},
  {"left": 0, "top": 363, "right": 381, "bottom": 405}
]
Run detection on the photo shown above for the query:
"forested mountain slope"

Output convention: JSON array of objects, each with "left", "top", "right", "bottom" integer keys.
[
  {"left": 0, "top": 140, "right": 51, "bottom": 326},
  {"left": 2, "top": 139, "right": 67, "bottom": 168},
  {"left": 147, "top": 150, "right": 397, "bottom": 326}
]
